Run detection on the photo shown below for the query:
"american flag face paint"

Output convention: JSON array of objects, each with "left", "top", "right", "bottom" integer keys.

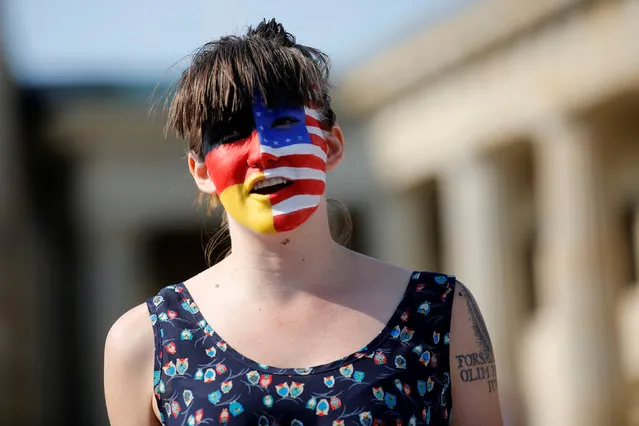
[{"left": 204, "top": 100, "right": 329, "bottom": 234}]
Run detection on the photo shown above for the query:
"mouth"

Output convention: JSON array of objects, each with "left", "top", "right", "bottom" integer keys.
[{"left": 249, "top": 177, "right": 293, "bottom": 195}]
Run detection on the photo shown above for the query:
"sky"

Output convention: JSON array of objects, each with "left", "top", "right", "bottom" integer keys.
[{"left": 1, "top": 0, "right": 471, "bottom": 86}]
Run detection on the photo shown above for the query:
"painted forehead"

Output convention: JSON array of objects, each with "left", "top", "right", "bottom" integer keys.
[{"left": 252, "top": 99, "right": 307, "bottom": 121}]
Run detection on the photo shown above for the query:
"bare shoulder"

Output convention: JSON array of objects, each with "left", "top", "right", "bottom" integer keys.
[
  {"left": 104, "top": 302, "right": 159, "bottom": 425},
  {"left": 105, "top": 302, "right": 155, "bottom": 366},
  {"left": 449, "top": 281, "right": 503, "bottom": 426}
]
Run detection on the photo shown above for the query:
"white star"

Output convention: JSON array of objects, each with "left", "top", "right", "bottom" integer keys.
[
  {"left": 259, "top": 126, "right": 264, "bottom": 130},
  {"left": 256, "top": 112, "right": 262, "bottom": 117},
  {"left": 285, "top": 138, "right": 291, "bottom": 143},
  {"left": 263, "top": 138, "right": 268, "bottom": 143},
  {"left": 273, "top": 141, "right": 279, "bottom": 146},
  {"left": 297, "top": 136, "right": 303, "bottom": 140}
]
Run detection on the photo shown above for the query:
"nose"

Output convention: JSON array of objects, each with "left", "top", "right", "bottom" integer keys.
[
  {"left": 246, "top": 130, "right": 262, "bottom": 168},
  {"left": 246, "top": 130, "right": 276, "bottom": 169}
]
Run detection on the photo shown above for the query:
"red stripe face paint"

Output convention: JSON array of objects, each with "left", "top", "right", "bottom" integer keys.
[{"left": 203, "top": 101, "right": 329, "bottom": 234}]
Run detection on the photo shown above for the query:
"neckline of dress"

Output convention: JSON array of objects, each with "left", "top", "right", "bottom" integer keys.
[{"left": 176, "top": 271, "right": 421, "bottom": 376}]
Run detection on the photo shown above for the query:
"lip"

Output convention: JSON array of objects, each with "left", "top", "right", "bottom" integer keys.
[
  {"left": 245, "top": 172, "right": 266, "bottom": 194},
  {"left": 245, "top": 174, "right": 295, "bottom": 199}
]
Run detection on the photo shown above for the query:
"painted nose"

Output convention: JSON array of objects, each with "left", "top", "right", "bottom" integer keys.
[{"left": 246, "top": 130, "right": 276, "bottom": 168}]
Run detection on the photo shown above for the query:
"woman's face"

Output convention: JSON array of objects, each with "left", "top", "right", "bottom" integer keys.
[{"left": 203, "top": 100, "right": 329, "bottom": 234}]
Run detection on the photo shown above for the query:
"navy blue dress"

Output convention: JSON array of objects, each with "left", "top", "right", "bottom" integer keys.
[{"left": 146, "top": 271, "right": 456, "bottom": 426}]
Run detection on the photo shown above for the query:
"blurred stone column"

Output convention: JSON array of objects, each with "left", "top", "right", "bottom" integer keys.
[
  {"left": 439, "top": 154, "right": 516, "bottom": 422},
  {"left": 76, "top": 162, "right": 144, "bottom": 425},
  {"left": 521, "top": 118, "right": 625, "bottom": 426},
  {"left": 633, "top": 208, "right": 639, "bottom": 284},
  {"left": 366, "top": 186, "right": 440, "bottom": 271}
]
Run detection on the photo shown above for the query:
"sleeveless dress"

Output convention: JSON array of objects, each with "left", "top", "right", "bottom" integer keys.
[{"left": 146, "top": 271, "right": 456, "bottom": 426}]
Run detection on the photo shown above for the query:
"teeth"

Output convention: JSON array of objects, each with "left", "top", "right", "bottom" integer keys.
[{"left": 252, "top": 177, "right": 290, "bottom": 191}]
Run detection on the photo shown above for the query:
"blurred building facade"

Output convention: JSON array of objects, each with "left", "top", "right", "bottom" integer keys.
[
  {"left": 1, "top": 33, "right": 45, "bottom": 425},
  {"left": 336, "top": 0, "right": 639, "bottom": 425},
  {"left": 3, "top": 0, "right": 638, "bottom": 425}
]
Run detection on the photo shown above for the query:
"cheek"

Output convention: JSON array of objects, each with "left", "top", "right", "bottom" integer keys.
[{"left": 204, "top": 143, "right": 250, "bottom": 192}]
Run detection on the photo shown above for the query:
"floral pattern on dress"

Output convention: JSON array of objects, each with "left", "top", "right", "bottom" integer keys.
[{"left": 146, "top": 271, "right": 456, "bottom": 425}]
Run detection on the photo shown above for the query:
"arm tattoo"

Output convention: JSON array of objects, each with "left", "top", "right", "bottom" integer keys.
[
  {"left": 457, "top": 281, "right": 493, "bottom": 355},
  {"left": 455, "top": 281, "right": 498, "bottom": 392}
]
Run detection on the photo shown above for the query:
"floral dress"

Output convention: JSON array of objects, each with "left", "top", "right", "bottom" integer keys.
[{"left": 146, "top": 271, "right": 456, "bottom": 426}]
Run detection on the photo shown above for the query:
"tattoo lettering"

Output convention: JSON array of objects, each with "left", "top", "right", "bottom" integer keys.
[
  {"left": 455, "top": 352, "right": 498, "bottom": 392},
  {"left": 489, "top": 378, "right": 498, "bottom": 393},
  {"left": 456, "top": 282, "right": 498, "bottom": 392}
]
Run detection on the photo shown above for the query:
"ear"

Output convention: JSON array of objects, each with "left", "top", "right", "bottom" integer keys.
[
  {"left": 188, "top": 152, "right": 217, "bottom": 194},
  {"left": 325, "top": 123, "right": 345, "bottom": 171}
]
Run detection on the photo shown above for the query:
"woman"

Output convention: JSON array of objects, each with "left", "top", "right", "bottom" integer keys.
[{"left": 104, "top": 19, "right": 503, "bottom": 426}]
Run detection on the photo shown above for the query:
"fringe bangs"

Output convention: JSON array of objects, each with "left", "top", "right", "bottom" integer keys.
[{"left": 166, "top": 20, "right": 333, "bottom": 157}]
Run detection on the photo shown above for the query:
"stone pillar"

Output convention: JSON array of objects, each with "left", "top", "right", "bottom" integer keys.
[
  {"left": 440, "top": 154, "right": 516, "bottom": 422},
  {"left": 521, "top": 118, "right": 625, "bottom": 426},
  {"left": 365, "top": 186, "right": 439, "bottom": 271},
  {"left": 494, "top": 145, "right": 536, "bottom": 426},
  {"left": 633, "top": 208, "right": 639, "bottom": 285},
  {"left": 75, "top": 162, "right": 145, "bottom": 425},
  {"left": 79, "top": 226, "right": 142, "bottom": 425}
]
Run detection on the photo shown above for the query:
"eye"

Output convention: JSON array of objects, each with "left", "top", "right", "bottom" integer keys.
[{"left": 271, "top": 117, "right": 299, "bottom": 129}]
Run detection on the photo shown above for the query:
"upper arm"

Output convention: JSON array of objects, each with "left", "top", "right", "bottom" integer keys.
[
  {"left": 104, "top": 303, "right": 160, "bottom": 426},
  {"left": 449, "top": 281, "right": 503, "bottom": 426}
]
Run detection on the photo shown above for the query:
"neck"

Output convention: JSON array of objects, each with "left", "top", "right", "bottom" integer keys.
[{"left": 222, "top": 199, "right": 350, "bottom": 297}]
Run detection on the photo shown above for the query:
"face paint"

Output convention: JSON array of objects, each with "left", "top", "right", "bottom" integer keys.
[{"left": 204, "top": 100, "right": 329, "bottom": 234}]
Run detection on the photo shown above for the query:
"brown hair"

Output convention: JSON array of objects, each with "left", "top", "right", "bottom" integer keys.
[{"left": 166, "top": 18, "right": 336, "bottom": 161}]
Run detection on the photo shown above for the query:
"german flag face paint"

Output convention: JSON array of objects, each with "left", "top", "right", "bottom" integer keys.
[{"left": 203, "top": 100, "right": 329, "bottom": 234}]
